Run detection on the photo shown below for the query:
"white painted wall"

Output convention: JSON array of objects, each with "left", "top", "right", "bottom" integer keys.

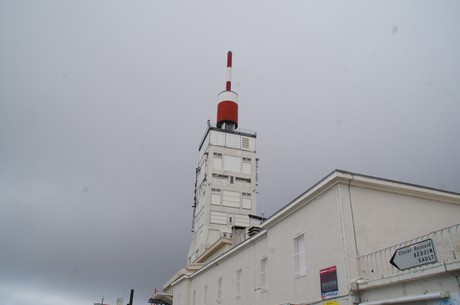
[
  {"left": 349, "top": 185, "right": 460, "bottom": 255},
  {"left": 188, "top": 127, "right": 257, "bottom": 264},
  {"left": 265, "top": 186, "right": 350, "bottom": 304},
  {"left": 171, "top": 173, "right": 460, "bottom": 305},
  {"left": 360, "top": 274, "right": 459, "bottom": 304}
]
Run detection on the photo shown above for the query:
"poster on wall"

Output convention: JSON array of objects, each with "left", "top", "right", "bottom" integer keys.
[{"left": 320, "top": 266, "right": 338, "bottom": 300}]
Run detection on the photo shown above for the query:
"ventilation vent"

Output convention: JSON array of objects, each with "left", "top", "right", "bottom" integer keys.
[
  {"left": 248, "top": 226, "right": 261, "bottom": 237},
  {"left": 242, "top": 137, "right": 250, "bottom": 149}
]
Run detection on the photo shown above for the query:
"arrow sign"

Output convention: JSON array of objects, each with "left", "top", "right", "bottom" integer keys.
[{"left": 390, "top": 239, "right": 437, "bottom": 271}]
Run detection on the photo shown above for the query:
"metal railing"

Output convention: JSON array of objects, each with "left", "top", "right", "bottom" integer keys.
[{"left": 358, "top": 223, "right": 460, "bottom": 281}]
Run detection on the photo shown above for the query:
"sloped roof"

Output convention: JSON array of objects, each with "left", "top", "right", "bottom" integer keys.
[
  {"left": 262, "top": 169, "right": 460, "bottom": 229},
  {"left": 163, "top": 169, "right": 460, "bottom": 290}
]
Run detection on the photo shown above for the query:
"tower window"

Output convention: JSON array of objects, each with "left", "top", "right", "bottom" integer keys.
[
  {"left": 242, "top": 157, "right": 251, "bottom": 174},
  {"left": 222, "top": 190, "right": 240, "bottom": 208},
  {"left": 213, "top": 173, "right": 228, "bottom": 181},
  {"left": 235, "top": 177, "right": 251, "bottom": 183},
  {"left": 211, "top": 212, "right": 227, "bottom": 225},
  {"left": 213, "top": 153, "right": 223, "bottom": 170},
  {"left": 211, "top": 189, "right": 221, "bottom": 206},
  {"left": 223, "top": 154, "right": 241, "bottom": 172}
]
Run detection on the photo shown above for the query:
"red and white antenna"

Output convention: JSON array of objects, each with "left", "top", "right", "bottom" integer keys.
[
  {"left": 226, "top": 51, "right": 232, "bottom": 91},
  {"left": 217, "top": 51, "right": 239, "bottom": 131}
]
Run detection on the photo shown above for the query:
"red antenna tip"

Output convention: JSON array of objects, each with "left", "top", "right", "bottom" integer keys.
[{"left": 227, "top": 51, "right": 232, "bottom": 68}]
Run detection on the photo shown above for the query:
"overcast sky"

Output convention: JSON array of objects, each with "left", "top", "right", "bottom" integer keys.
[{"left": 1, "top": 1, "right": 459, "bottom": 304}]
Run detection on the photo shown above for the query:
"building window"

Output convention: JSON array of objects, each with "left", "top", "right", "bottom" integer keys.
[
  {"left": 203, "top": 284, "right": 208, "bottom": 305},
  {"left": 293, "top": 233, "right": 307, "bottom": 277},
  {"left": 242, "top": 192, "right": 252, "bottom": 209},
  {"left": 242, "top": 157, "right": 251, "bottom": 174},
  {"left": 213, "top": 153, "right": 222, "bottom": 170},
  {"left": 260, "top": 257, "right": 268, "bottom": 291},
  {"left": 217, "top": 277, "right": 223, "bottom": 303},
  {"left": 235, "top": 177, "right": 251, "bottom": 183},
  {"left": 211, "top": 188, "right": 221, "bottom": 206},
  {"left": 223, "top": 154, "right": 241, "bottom": 172},
  {"left": 212, "top": 173, "right": 229, "bottom": 181},
  {"left": 235, "top": 269, "right": 242, "bottom": 299},
  {"left": 222, "top": 190, "right": 240, "bottom": 208}
]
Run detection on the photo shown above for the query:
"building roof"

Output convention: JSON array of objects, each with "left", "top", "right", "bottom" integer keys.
[
  {"left": 163, "top": 169, "right": 460, "bottom": 290},
  {"left": 262, "top": 169, "right": 460, "bottom": 229}
]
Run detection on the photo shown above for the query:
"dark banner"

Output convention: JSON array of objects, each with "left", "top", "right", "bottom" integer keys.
[{"left": 320, "top": 266, "right": 338, "bottom": 299}]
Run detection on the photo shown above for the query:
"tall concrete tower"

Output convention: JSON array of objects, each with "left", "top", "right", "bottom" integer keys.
[{"left": 187, "top": 52, "right": 257, "bottom": 265}]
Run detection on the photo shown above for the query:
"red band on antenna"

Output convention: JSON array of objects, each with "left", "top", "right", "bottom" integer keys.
[{"left": 227, "top": 51, "right": 232, "bottom": 67}]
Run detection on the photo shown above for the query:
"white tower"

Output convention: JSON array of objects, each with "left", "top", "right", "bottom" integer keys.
[{"left": 187, "top": 52, "right": 257, "bottom": 265}]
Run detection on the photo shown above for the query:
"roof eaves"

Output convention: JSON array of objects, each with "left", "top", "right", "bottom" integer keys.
[
  {"left": 261, "top": 169, "right": 460, "bottom": 230},
  {"left": 261, "top": 169, "right": 350, "bottom": 229}
]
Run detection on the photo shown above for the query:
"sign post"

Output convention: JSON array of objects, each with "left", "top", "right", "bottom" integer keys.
[{"left": 390, "top": 239, "right": 437, "bottom": 271}]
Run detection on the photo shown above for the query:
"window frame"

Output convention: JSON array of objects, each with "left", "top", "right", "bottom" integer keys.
[
  {"left": 217, "top": 276, "right": 223, "bottom": 303},
  {"left": 260, "top": 256, "right": 268, "bottom": 292},
  {"left": 293, "top": 233, "right": 307, "bottom": 278},
  {"left": 235, "top": 268, "right": 242, "bottom": 299},
  {"left": 203, "top": 284, "right": 207, "bottom": 305}
]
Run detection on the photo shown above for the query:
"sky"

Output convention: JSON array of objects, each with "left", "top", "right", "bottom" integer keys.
[{"left": 1, "top": 1, "right": 459, "bottom": 304}]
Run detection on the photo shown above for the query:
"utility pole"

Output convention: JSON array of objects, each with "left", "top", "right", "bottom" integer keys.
[{"left": 127, "top": 289, "right": 134, "bottom": 305}]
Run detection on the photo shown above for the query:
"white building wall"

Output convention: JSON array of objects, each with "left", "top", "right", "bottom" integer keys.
[
  {"left": 177, "top": 185, "right": 352, "bottom": 305},
  {"left": 173, "top": 278, "right": 191, "bottom": 305},
  {"left": 169, "top": 172, "right": 460, "bottom": 305},
  {"left": 188, "top": 127, "right": 257, "bottom": 264},
  {"left": 187, "top": 235, "right": 268, "bottom": 305},
  {"left": 266, "top": 185, "right": 352, "bottom": 305},
  {"left": 349, "top": 185, "right": 460, "bottom": 256}
]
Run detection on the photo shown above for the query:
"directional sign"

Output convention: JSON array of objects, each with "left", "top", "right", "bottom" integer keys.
[{"left": 390, "top": 239, "right": 437, "bottom": 270}]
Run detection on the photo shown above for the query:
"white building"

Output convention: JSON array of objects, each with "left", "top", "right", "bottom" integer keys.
[
  {"left": 186, "top": 51, "right": 258, "bottom": 266},
  {"left": 187, "top": 122, "right": 257, "bottom": 265},
  {"left": 152, "top": 53, "right": 460, "bottom": 305}
]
